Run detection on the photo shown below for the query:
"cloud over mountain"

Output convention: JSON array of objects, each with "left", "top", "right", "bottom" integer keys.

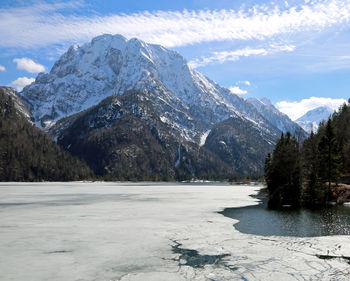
[
  {"left": 276, "top": 97, "right": 347, "bottom": 120},
  {"left": 10, "top": 77, "right": 35, "bottom": 91}
]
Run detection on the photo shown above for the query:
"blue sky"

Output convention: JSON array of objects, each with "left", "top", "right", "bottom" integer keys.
[{"left": 0, "top": 0, "right": 349, "bottom": 120}]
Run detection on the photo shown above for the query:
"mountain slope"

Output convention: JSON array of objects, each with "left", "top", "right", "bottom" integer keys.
[
  {"left": 247, "top": 97, "right": 308, "bottom": 140},
  {"left": 51, "top": 90, "right": 235, "bottom": 180},
  {"left": 204, "top": 116, "right": 277, "bottom": 174},
  {"left": 296, "top": 106, "right": 334, "bottom": 133},
  {"left": 0, "top": 87, "right": 93, "bottom": 181},
  {"left": 1, "top": 87, "right": 32, "bottom": 122}
]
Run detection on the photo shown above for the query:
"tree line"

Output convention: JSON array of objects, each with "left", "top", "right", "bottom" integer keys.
[
  {"left": 0, "top": 89, "right": 93, "bottom": 181},
  {"left": 264, "top": 101, "right": 350, "bottom": 208}
]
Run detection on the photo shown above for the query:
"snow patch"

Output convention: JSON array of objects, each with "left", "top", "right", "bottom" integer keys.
[{"left": 199, "top": 130, "right": 211, "bottom": 146}]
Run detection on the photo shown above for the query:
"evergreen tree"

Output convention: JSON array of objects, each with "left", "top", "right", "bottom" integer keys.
[
  {"left": 0, "top": 88, "right": 94, "bottom": 181},
  {"left": 333, "top": 103, "right": 350, "bottom": 174},
  {"left": 266, "top": 100, "right": 350, "bottom": 207},
  {"left": 265, "top": 132, "right": 301, "bottom": 208},
  {"left": 318, "top": 118, "right": 341, "bottom": 201},
  {"left": 264, "top": 153, "right": 272, "bottom": 183},
  {"left": 301, "top": 131, "right": 323, "bottom": 204}
]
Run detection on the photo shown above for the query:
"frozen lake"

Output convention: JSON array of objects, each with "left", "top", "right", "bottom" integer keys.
[{"left": 1, "top": 182, "right": 350, "bottom": 280}]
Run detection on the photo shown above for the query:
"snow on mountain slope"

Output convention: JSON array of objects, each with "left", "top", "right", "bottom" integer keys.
[
  {"left": 296, "top": 106, "right": 334, "bottom": 133},
  {"left": 21, "top": 34, "right": 278, "bottom": 143},
  {"left": 50, "top": 90, "right": 235, "bottom": 179},
  {"left": 247, "top": 97, "right": 308, "bottom": 139},
  {"left": 0, "top": 87, "right": 32, "bottom": 122}
]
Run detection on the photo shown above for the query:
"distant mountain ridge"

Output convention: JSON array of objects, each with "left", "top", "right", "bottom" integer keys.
[
  {"left": 247, "top": 97, "right": 308, "bottom": 140},
  {"left": 296, "top": 106, "right": 334, "bottom": 133}
]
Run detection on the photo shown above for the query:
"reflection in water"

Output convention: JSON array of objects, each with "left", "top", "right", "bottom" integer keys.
[{"left": 220, "top": 198, "right": 350, "bottom": 237}]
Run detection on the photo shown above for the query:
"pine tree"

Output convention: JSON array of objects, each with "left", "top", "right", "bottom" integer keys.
[
  {"left": 333, "top": 103, "right": 350, "bottom": 174},
  {"left": 301, "top": 131, "right": 322, "bottom": 204},
  {"left": 265, "top": 132, "right": 301, "bottom": 208},
  {"left": 318, "top": 118, "right": 341, "bottom": 201},
  {"left": 264, "top": 153, "right": 272, "bottom": 183},
  {"left": 0, "top": 88, "right": 94, "bottom": 181},
  {"left": 266, "top": 100, "right": 350, "bottom": 207}
]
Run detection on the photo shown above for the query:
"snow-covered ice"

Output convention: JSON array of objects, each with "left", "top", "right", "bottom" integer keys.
[{"left": 0, "top": 182, "right": 349, "bottom": 280}]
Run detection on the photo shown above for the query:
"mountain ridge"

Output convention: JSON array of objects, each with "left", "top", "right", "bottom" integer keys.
[
  {"left": 21, "top": 34, "right": 279, "bottom": 144},
  {"left": 246, "top": 97, "right": 307, "bottom": 140}
]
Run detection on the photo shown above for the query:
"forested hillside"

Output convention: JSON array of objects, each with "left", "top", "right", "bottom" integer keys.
[
  {"left": 0, "top": 87, "right": 93, "bottom": 181},
  {"left": 265, "top": 100, "right": 350, "bottom": 208},
  {"left": 51, "top": 91, "right": 235, "bottom": 181}
]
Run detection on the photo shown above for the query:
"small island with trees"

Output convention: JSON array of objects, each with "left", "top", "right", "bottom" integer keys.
[{"left": 264, "top": 100, "right": 350, "bottom": 208}]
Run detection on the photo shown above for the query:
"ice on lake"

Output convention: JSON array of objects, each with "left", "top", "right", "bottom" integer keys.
[{"left": 0, "top": 182, "right": 350, "bottom": 280}]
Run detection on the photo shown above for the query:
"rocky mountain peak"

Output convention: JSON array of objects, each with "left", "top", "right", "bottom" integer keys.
[
  {"left": 260, "top": 97, "right": 273, "bottom": 107},
  {"left": 22, "top": 34, "right": 205, "bottom": 129},
  {"left": 21, "top": 33, "right": 280, "bottom": 146}
]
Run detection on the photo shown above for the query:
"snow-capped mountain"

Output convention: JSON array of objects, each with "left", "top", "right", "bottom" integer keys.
[
  {"left": 246, "top": 97, "right": 307, "bottom": 139},
  {"left": 22, "top": 34, "right": 277, "bottom": 144},
  {"left": 20, "top": 34, "right": 288, "bottom": 176},
  {"left": 296, "top": 106, "right": 334, "bottom": 133}
]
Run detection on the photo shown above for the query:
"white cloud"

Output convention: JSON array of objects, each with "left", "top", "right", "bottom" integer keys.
[
  {"left": 13, "top": 58, "right": 45, "bottom": 73},
  {"left": 10, "top": 77, "right": 35, "bottom": 92},
  {"left": 276, "top": 97, "right": 347, "bottom": 120},
  {"left": 189, "top": 45, "right": 294, "bottom": 68},
  {"left": 270, "top": 44, "right": 296, "bottom": 52},
  {"left": 0, "top": 65, "right": 5, "bottom": 72},
  {"left": 1, "top": 1, "right": 350, "bottom": 48},
  {"left": 238, "top": 80, "right": 251, "bottom": 86},
  {"left": 229, "top": 86, "right": 247, "bottom": 95},
  {"left": 189, "top": 48, "right": 268, "bottom": 68}
]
